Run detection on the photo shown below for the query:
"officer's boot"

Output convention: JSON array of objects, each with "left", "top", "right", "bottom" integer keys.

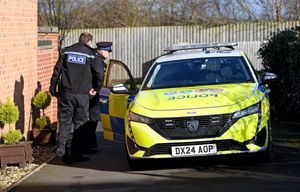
[
  {"left": 62, "top": 139, "right": 89, "bottom": 164},
  {"left": 61, "top": 139, "right": 73, "bottom": 164},
  {"left": 71, "top": 127, "right": 90, "bottom": 161}
]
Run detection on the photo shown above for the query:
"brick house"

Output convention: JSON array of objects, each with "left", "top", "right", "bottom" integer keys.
[
  {"left": 37, "top": 27, "right": 58, "bottom": 128},
  {"left": 0, "top": 0, "right": 58, "bottom": 140}
]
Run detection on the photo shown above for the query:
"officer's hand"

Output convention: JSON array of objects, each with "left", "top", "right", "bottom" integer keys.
[
  {"left": 89, "top": 88, "right": 96, "bottom": 96},
  {"left": 49, "top": 86, "right": 58, "bottom": 97}
]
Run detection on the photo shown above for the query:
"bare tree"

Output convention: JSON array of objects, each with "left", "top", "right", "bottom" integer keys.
[
  {"left": 257, "top": 0, "right": 284, "bottom": 21},
  {"left": 38, "top": 0, "right": 297, "bottom": 32},
  {"left": 275, "top": 0, "right": 284, "bottom": 21},
  {"left": 284, "top": 0, "right": 300, "bottom": 20},
  {"left": 233, "top": 0, "right": 284, "bottom": 21},
  {"left": 38, "top": 0, "right": 83, "bottom": 50}
]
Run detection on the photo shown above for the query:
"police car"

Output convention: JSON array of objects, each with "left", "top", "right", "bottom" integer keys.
[{"left": 99, "top": 42, "right": 277, "bottom": 169}]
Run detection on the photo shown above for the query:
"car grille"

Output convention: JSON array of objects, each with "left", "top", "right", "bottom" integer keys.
[
  {"left": 149, "top": 113, "right": 235, "bottom": 140},
  {"left": 143, "top": 140, "right": 248, "bottom": 157}
]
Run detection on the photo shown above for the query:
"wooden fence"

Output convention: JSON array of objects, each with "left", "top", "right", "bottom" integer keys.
[{"left": 62, "top": 21, "right": 300, "bottom": 77}]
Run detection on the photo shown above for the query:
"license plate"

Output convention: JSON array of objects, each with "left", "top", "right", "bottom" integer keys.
[{"left": 171, "top": 144, "right": 217, "bottom": 157}]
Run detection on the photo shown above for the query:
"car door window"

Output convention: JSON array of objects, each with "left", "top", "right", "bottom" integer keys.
[{"left": 107, "top": 61, "right": 133, "bottom": 90}]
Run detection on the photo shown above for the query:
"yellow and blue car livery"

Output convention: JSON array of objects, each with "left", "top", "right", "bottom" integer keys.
[
  {"left": 99, "top": 43, "right": 277, "bottom": 164},
  {"left": 99, "top": 86, "right": 135, "bottom": 142},
  {"left": 99, "top": 59, "right": 137, "bottom": 142}
]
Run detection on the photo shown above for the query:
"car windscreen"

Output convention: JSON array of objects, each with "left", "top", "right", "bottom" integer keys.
[{"left": 142, "top": 56, "right": 254, "bottom": 90}]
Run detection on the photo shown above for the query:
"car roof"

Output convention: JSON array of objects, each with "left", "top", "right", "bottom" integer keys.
[{"left": 155, "top": 50, "right": 244, "bottom": 63}]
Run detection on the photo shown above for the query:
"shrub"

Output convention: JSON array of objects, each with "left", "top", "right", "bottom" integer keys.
[
  {"left": 33, "top": 91, "right": 53, "bottom": 129},
  {"left": 0, "top": 97, "right": 19, "bottom": 130},
  {"left": 258, "top": 26, "right": 300, "bottom": 121},
  {"left": 33, "top": 91, "right": 51, "bottom": 116},
  {"left": 36, "top": 116, "right": 51, "bottom": 129},
  {"left": 2, "top": 129, "right": 23, "bottom": 144}
]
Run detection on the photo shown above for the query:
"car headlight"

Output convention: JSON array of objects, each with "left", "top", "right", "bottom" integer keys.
[
  {"left": 128, "top": 111, "right": 153, "bottom": 124},
  {"left": 232, "top": 103, "right": 260, "bottom": 119}
]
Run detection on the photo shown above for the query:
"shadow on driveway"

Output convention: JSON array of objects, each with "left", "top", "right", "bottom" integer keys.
[{"left": 10, "top": 121, "right": 300, "bottom": 192}]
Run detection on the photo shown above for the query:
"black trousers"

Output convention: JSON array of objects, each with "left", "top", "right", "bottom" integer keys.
[
  {"left": 72, "top": 121, "right": 98, "bottom": 154},
  {"left": 84, "top": 94, "right": 100, "bottom": 149},
  {"left": 71, "top": 94, "right": 99, "bottom": 155},
  {"left": 58, "top": 92, "right": 89, "bottom": 157}
]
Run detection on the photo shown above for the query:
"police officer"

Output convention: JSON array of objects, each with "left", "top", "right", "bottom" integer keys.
[
  {"left": 78, "top": 42, "right": 112, "bottom": 152},
  {"left": 95, "top": 42, "right": 112, "bottom": 67},
  {"left": 49, "top": 32, "right": 102, "bottom": 164}
]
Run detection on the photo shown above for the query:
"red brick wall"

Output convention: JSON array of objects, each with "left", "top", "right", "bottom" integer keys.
[
  {"left": 0, "top": 0, "right": 37, "bottom": 140},
  {"left": 37, "top": 30, "right": 59, "bottom": 125}
]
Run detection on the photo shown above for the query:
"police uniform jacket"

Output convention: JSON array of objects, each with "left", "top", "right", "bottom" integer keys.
[
  {"left": 89, "top": 53, "right": 105, "bottom": 121},
  {"left": 50, "top": 42, "right": 103, "bottom": 95}
]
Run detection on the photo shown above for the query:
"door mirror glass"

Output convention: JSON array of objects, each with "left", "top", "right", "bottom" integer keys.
[
  {"left": 260, "top": 72, "right": 277, "bottom": 84},
  {"left": 110, "top": 83, "right": 129, "bottom": 94}
]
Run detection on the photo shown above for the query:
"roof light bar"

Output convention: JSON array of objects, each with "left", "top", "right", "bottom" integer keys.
[{"left": 164, "top": 42, "right": 238, "bottom": 53}]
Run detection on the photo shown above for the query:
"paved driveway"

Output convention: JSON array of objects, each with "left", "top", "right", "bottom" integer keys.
[{"left": 10, "top": 122, "right": 300, "bottom": 192}]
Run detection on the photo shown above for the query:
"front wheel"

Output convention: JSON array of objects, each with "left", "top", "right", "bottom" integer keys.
[
  {"left": 259, "top": 140, "right": 274, "bottom": 162},
  {"left": 125, "top": 145, "right": 144, "bottom": 170},
  {"left": 258, "top": 122, "right": 274, "bottom": 162}
]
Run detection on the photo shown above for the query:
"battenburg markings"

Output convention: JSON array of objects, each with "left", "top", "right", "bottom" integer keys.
[{"left": 67, "top": 54, "right": 87, "bottom": 65}]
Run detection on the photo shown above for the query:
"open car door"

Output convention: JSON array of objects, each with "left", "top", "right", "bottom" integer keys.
[{"left": 99, "top": 60, "right": 137, "bottom": 142}]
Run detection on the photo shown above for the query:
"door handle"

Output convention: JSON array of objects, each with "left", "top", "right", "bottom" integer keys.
[{"left": 99, "top": 98, "right": 108, "bottom": 104}]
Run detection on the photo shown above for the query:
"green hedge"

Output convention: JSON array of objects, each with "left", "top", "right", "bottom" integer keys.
[{"left": 258, "top": 26, "right": 300, "bottom": 122}]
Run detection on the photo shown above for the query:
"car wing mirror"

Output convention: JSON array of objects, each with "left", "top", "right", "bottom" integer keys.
[
  {"left": 110, "top": 83, "right": 130, "bottom": 94},
  {"left": 260, "top": 72, "right": 277, "bottom": 85}
]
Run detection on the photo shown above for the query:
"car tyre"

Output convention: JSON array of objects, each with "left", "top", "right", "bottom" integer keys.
[
  {"left": 125, "top": 146, "right": 144, "bottom": 171},
  {"left": 259, "top": 140, "right": 273, "bottom": 162},
  {"left": 258, "top": 122, "right": 274, "bottom": 162}
]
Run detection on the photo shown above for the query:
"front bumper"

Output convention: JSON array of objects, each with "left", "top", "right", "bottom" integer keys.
[{"left": 126, "top": 113, "right": 270, "bottom": 159}]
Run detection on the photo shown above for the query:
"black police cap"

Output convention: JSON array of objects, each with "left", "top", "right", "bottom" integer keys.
[{"left": 96, "top": 42, "right": 113, "bottom": 52}]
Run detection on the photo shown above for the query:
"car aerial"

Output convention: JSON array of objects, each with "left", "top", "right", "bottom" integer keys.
[{"left": 99, "top": 42, "right": 277, "bottom": 169}]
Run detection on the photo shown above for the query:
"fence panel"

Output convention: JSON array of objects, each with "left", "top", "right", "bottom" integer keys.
[{"left": 62, "top": 21, "right": 300, "bottom": 77}]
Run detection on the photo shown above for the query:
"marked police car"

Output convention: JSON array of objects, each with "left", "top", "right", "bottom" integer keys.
[{"left": 99, "top": 42, "right": 277, "bottom": 169}]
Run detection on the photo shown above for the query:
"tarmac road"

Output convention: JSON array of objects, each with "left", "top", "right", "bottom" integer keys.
[{"left": 10, "top": 121, "right": 300, "bottom": 192}]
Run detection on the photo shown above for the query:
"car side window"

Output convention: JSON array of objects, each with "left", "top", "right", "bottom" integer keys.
[{"left": 107, "top": 62, "right": 132, "bottom": 89}]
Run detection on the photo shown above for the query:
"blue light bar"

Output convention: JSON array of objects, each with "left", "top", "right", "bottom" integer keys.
[{"left": 164, "top": 42, "right": 238, "bottom": 52}]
